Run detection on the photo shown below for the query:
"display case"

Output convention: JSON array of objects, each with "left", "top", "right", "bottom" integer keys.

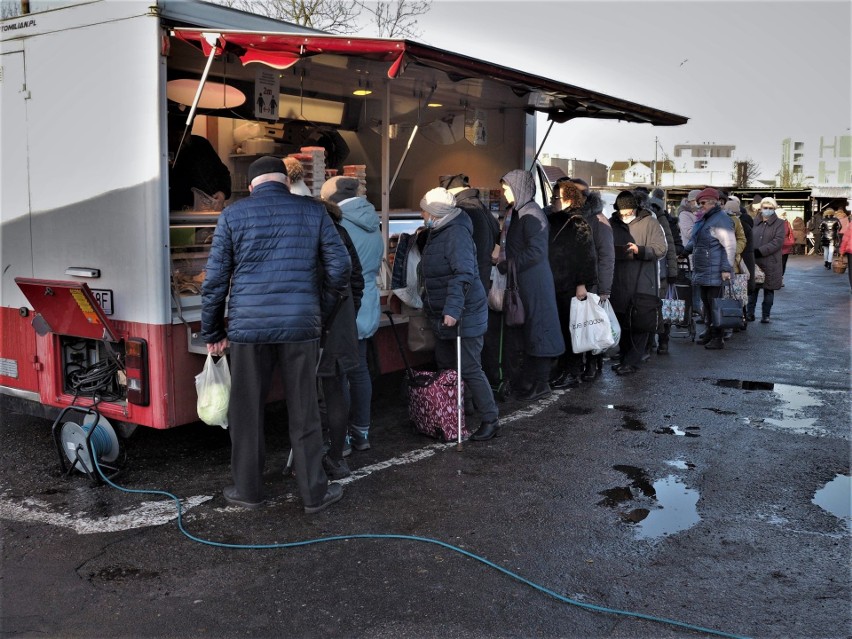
[{"left": 169, "top": 210, "right": 219, "bottom": 312}]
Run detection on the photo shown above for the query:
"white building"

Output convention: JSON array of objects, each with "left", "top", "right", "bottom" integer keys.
[{"left": 660, "top": 142, "right": 737, "bottom": 186}]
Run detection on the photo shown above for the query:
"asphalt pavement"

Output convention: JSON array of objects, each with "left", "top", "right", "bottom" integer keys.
[{"left": 1, "top": 254, "right": 850, "bottom": 639}]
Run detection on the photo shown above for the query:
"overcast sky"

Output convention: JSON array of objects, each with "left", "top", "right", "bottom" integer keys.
[{"left": 405, "top": 0, "right": 852, "bottom": 179}]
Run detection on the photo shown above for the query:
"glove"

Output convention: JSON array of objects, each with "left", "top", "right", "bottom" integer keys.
[
  {"left": 496, "top": 261, "right": 508, "bottom": 275},
  {"left": 754, "top": 248, "right": 763, "bottom": 257}
]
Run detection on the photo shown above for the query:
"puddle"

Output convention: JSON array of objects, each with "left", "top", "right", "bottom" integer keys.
[
  {"left": 634, "top": 475, "right": 701, "bottom": 540},
  {"left": 714, "top": 379, "right": 775, "bottom": 391},
  {"left": 665, "top": 459, "right": 695, "bottom": 470},
  {"left": 654, "top": 425, "right": 700, "bottom": 437},
  {"left": 599, "top": 467, "right": 701, "bottom": 540},
  {"left": 812, "top": 474, "right": 851, "bottom": 529}
]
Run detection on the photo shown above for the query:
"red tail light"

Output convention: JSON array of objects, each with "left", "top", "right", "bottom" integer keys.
[{"left": 125, "top": 338, "right": 149, "bottom": 406}]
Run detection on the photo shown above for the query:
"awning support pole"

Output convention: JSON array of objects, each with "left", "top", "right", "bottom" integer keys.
[
  {"left": 174, "top": 32, "right": 220, "bottom": 164},
  {"left": 529, "top": 119, "right": 555, "bottom": 171},
  {"left": 380, "top": 81, "right": 391, "bottom": 288}
]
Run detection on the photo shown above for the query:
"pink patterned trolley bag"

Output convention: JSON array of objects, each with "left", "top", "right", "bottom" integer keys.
[
  {"left": 407, "top": 369, "right": 468, "bottom": 442},
  {"left": 384, "top": 311, "right": 469, "bottom": 442}
]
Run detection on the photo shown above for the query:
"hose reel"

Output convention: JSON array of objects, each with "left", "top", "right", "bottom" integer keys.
[{"left": 52, "top": 406, "right": 122, "bottom": 484}]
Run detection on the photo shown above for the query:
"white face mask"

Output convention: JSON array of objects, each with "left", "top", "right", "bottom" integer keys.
[{"left": 620, "top": 210, "right": 636, "bottom": 223}]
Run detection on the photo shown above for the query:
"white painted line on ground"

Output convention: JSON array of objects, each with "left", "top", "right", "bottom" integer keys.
[
  {"left": 0, "top": 391, "right": 565, "bottom": 532},
  {"left": 0, "top": 494, "right": 212, "bottom": 534}
]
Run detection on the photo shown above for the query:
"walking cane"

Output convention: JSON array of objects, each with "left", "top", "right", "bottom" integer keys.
[{"left": 456, "top": 316, "right": 463, "bottom": 452}]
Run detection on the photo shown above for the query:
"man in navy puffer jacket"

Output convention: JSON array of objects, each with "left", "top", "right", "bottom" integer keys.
[{"left": 202, "top": 156, "right": 351, "bottom": 513}]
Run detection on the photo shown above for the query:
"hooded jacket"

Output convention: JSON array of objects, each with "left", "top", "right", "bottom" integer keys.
[
  {"left": 420, "top": 212, "right": 488, "bottom": 339},
  {"left": 581, "top": 191, "right": 615, "bottom": 296},
  {"left": 202, "top": 181, "right": 350, "bottom": 344},
  {"left": 339, "top": 196, "right": 384, "bottom": 339},
  {"left": 452, "top": 187, "right": 500, "bottom": 294},
  {"left": 501, "top": 170, "right": 565, "bottom": 358}
]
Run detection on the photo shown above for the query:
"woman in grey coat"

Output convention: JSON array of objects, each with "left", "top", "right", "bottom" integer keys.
[
  {"left": 749, "top": 197, "right": 786, "bottom": 323},
  {"left": 500, "top": 169, "right": 565, "bottom": 400}
]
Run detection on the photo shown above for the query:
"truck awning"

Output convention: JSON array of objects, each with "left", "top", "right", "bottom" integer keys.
[{"left": 173, "top": 30, "right": 688, "bottom": 127}]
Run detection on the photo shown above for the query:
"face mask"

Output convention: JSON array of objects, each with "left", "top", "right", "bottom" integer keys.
[
  {"left": 761, "top": 210, "right": 774, "bottom": 218},
  {"left": 424, "top": 218, "right": 435, "bottom": 228},
  {"left": 620, "top": 214, "right": 636, "bottom": 224}
]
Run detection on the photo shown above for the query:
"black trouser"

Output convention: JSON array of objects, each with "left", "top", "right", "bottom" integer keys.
[
  {"left": 555, "top": 292, "right": 584, "bottom": 376},
  {"left": 320, "top": 374, "right": 349, "bottom": 462},
  {"left": 782, "top": 253, "right": 789, "bottom": 275},
  {"left": 700, "top": 285, "right": 723, "bottom": 337},
  {"left": 522, "top": 355, "right": 554, "bottom": 385},
  {"left": 228, "top": 341, "right": 327, "bottom": 506}
]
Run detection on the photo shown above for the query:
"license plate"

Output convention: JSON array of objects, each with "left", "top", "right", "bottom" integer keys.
[{"left": 90, "top": 288, "right": 114, "bottom": 315}]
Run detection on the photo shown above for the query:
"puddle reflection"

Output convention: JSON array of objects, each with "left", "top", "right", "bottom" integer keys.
[{"left": 813, "top": 474, "right": 851, "bottom": 530}]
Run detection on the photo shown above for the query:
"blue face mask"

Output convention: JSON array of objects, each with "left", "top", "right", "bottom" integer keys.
[
  {"left": 424, "top": 218, "right": 435, "bottom": 229},
  {"left": 761, "top": 209, "right": 775, "bottom": 218}
]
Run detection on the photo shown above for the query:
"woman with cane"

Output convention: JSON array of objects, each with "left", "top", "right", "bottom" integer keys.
[{"left": 419, "top": 187, "right": 500, "bottom": 442}]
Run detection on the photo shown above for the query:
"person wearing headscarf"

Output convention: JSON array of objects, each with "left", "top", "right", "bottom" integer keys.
[
  {"left": 547, "top": 180, "right": 597, "bottom": 389},
  {"left": 419, "top": 188, "right": 499, "bottom": 441},
  {"left": 499, "top": 170, "right": 565, "bottom": 399},
  {"left": 749, "top": 197, "right": 786, "bottom": 323}
]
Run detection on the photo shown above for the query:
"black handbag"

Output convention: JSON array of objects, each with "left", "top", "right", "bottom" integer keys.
[
  {"left": 711, "top": 281, "right": 744, "bottom": 329},
  {"left": 627, "top": 261, "right": 661, "bottom": 333},
  {"left": 503, "top": 259, "right": 525, "bottom": 327}
]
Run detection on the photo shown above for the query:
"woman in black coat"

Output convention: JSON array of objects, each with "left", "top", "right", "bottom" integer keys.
[
  {"left": 500, "top": 170, "right": 565, "bottom": 400},
  {"left": 317, "top": 201, "right": 363, "bottom": 478},
  {"left": 547, "top": 180, "right": 597, "bottom": 389}
]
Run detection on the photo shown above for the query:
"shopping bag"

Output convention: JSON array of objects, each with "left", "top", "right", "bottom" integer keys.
[
  {"left": 195, "top": 353, "right": 230, "bottom": 428},
  {"left": 569, "top": 293, "right": 614, "bottom": 354},
  {"left": 731, "top": 273, "right": 749, "bottom": 306},
  {"left": 711, "top": 282, "right": 744, "bottom": 329},
  {"left": 600, "top": 299, "right": 621, "bottom": 350},
  {"left": 832, "top": 254, "right": 848, "bottom": 274},
  {"left": 754, "top": 265, "right": 766, "bottom": 285},
  {"left": 488, "top": 265, "right": 506, "bottom": 312},
  {"left": 662, "top": 285, "right": 686, "bottom": 324}
]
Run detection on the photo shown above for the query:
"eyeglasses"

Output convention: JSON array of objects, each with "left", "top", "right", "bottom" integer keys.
[{"left": 761, "top": 207, "right": 776, "bottom": 211}]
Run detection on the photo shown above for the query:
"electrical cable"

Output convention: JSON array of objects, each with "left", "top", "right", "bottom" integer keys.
[{"left": 91, "top": 455, "right": 751, "bottom": 639}]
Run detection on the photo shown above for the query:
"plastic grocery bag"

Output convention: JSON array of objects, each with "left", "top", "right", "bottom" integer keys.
[
  {"left": 488, "top": 265, "right": 506, "bottom": 312},
  {"left": 569, "top": 293, "right": 614, "bottom": 354},
  {"left": 599, "top": 299, "right": 621, "bottom": 353},
  {"left": 195, "top": 353, "right": 231, "bottom": 429}
]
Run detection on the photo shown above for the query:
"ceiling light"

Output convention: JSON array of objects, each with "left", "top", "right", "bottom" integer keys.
[
  {"left": 353, "top": 89, "right": 373, "bottom": 96},
  {"left": 427, "top": 102, "right": 443, "bottom": 108}
]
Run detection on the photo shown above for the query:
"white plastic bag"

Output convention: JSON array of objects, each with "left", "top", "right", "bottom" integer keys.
[
  {"left": 569, "top": 293, "right": 614, "bottom": 354},
  {"left": 195, "top": 353, "right": 231, "bottom": 428},
  {"left": 599, "top": 299, "right": 621, "bottom": 353},
  {"left": 488, "top": 265, "right": 507, "bottom": 312},
  {"left": 392, "top": 242, "right": 423, "bottom": 308}
]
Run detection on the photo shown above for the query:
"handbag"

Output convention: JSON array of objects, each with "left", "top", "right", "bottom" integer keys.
[
  {"left": 832, "top": 253, "right": 848, "bottom": 274},
  {"left": 754, "top": 264, "right": 766, "bottom": 285},
  {"left": 569, "top": 292, "right": 614, "bottom": 354},
  {"left": 488, "top": 265, "right": 506, "bottom": 312},
  {"left": 711, "top": 281, "right": 744, "bottom": 329},
  {"left": 731, "top": 273, "right": 749, "bottom": 307},
  {"left": 626, "top": 261, "right": 661, "bottom": 333},
  {"left": 406, "top": 306, "right": 435, "bottom": 352},
  {"left": 503, "top": 259, "right": 525, "bottom": 327}
]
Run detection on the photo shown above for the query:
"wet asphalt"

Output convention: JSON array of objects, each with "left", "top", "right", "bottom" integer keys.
[{"left": 1, "top": 254, "right": 850, "bottom": 639}]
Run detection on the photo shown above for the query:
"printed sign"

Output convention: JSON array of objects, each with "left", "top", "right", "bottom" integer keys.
[
  {"left": 254, "top": 69, "right": 280, "bottom": 122},
  {"left": 90, "top": 289, "right": 114, "bottom": 316}
]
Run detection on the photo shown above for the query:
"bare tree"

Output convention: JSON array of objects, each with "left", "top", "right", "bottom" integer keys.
[
  {"left": 733, "top": 159, "right": 761, "bottom": 188},
  {"left": 778, "top": 160, "right": 805, "bottom": 188},
  {"left": 1, "top": 1, "right": 22, "bottom": 19},
  {"left": 359, "top": 0, "right": 431, "bottom": 39},
  {"left": 210, "top": 0, "right": 430, "bottom": 38},
  {"left": 214, "top": 0, "right": 361, "bottom": 34}
]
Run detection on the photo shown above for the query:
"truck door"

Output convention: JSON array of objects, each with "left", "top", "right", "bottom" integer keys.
[{"left": 0, "top": 51, "right": 39, "bottom": 393}]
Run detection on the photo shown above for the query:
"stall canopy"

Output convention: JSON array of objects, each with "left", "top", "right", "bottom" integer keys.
[{"left": 173, "top": 30, "right": 688, "bottom": 127}]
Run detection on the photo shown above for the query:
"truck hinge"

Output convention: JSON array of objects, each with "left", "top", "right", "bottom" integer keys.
[{"left": 31, "top": 355, "right": 42, "bottom": 371}]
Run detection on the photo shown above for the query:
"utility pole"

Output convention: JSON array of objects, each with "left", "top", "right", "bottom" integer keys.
[{"left": 653, "top": 136, "right": 658, "bottom": 186}]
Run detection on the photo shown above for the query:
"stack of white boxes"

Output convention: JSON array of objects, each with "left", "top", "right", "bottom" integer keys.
[
  {"left": 296, "top": 146, "right": 326, "bottom": 196},
  {"left": 343, "top": 164, "right": 367, "bottom": 197}
]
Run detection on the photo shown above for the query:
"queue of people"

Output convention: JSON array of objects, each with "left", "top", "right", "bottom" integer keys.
[{"left": 199, "top": 152, "right": 847, "bottom": 513}]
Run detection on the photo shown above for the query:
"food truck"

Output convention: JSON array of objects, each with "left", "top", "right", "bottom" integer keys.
[{"left": 0, "top": 0, "right": 687, "bottom": 432}]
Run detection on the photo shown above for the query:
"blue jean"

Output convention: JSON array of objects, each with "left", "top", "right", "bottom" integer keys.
[
  {"left": 747, "top": 287, "right": 775, "bottom": 319},
  {"left": 345, "top": 339, "right": 372, "bottom": 432},
  {"left": 434, "top": 334, "right": 498, "bottom": 423}
]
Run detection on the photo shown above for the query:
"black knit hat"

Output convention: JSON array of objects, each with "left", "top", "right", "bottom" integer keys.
[
  {"left": 247, "top": 156, "right": 285, "bottom": 183},
  {"left": 320, "top": 176, "right": 360, "bottom": 204},
  {"left": 439, "top": 173, "right": 470, "bottom": 190},
  {"left": 615, "top": 190, "right": 638, "bottom": 211}
]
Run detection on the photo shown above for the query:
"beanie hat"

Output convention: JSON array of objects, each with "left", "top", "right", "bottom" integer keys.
[
  {"left": 650, "top": 187, "right": 665, "bottom": 200},
  {"left": 687, "top": 189, "right": 701, "bottom": 202},
  {"left": 439, "top": 173, "right": 469, "bottom": 190},
  {"left": 759, "top": 196, "right": 778, "bottom": 209},
  {"left": 695, "top": 187, "right": 720, "bottom": 202},
  {"left": 615, "top": 190, "right": 638, "bottom": 211},
  {"left": 752, "top": 194, "right": 763, "bottom": 205},
  {"left": 728, "top": 194, "right": 740, "bottom": 204},
  {"left": 420, "top": 187, "right": 460, "bottom": 218},
  {"left": 724, "top": 200, "right": 740, "bottom": 214},
  {"left": 320, "top": 175, "right": 360, "bottom": 204},
  {"left": 247, "top": 156, "right": 286, "bottom": 183}
]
